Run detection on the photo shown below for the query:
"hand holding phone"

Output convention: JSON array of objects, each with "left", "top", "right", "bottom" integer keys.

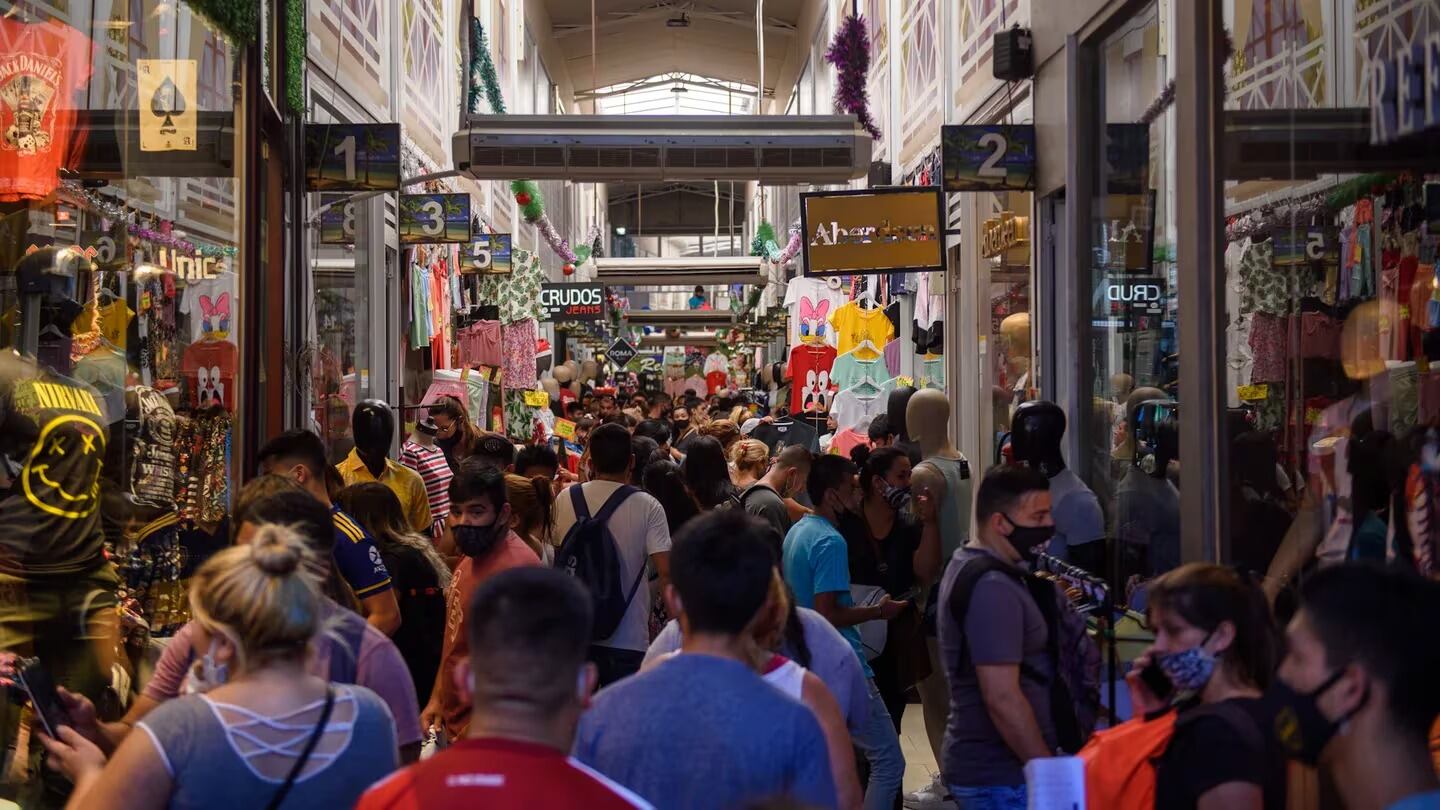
[{"left": 15, "top": 658, "right": 73, "bottom": 738}]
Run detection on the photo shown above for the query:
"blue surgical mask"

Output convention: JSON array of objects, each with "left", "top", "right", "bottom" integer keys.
[
  {"left": 183, "top": 638, "right": 230, "bottom": 694},
  {"left": 1155, "top": 631, "right": 1217, "bottom": 694}
]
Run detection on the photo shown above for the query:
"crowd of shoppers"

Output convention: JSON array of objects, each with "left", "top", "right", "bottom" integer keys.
[{"left": 2, "top": 390, "right": 1439, "bottom": 810}]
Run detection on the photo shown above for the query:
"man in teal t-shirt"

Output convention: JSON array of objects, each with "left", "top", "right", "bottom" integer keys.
[{"left": 782, "top": 454, "right": 907, "bottom": 810}]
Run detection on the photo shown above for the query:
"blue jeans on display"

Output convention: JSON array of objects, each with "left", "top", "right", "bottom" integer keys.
[
  {"left": 947, "top": 784, "right": 1028, "bottom": 810},
  {"left": 852, "top": 677, "right": 904, "bottom": 810}
]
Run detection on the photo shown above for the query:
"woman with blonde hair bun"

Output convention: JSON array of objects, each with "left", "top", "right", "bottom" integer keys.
[
  {"left": 44, "top": 525, "right": 400, "bottom": 810},
  {"left": 730, "top": 438, "right": 771, "bottom": 488}
]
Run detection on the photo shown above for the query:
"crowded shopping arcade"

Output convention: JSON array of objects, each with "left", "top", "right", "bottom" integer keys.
[{"left": 0, "top": 0, "right": 1438, "bottom": 808}]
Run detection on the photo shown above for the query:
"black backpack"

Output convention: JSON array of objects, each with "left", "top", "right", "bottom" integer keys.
[{"left": 555, "top": 484, "right": 643, "bottom": 641}]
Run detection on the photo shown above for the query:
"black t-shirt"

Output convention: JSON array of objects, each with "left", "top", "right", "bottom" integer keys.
[
  {"left": 0, "top": 368, "right": 112, "bottom": 576},
  {"left": 379, "top": 544, "right": 446, "bottom": 706},
  {"left": 1154, "top": 698, "right": 1287, "bottom": 810},
  {"left": 838, "top": 511, "right": 921, "bottom": 599},
  {"left": 751, "top": 419, "right": 819, "bottom": 454}
]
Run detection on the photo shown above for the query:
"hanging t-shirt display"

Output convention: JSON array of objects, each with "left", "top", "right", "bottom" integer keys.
[
  {"left": 784, "top": 277, "right": 847, "bottom": 348},
  {"left": 703, "top": 351, "right": 729, "bottom": 375},
  {"left": 788, "top": 344, "right": 837, "bottom": 414},
  {"left": 918, "top": 357, "right": 945, "bottom": 389},
  {"left": 179, "top": 276, "right": 236, "bottom": 343},
  {"left": 830, "top": 386, "right": 888, "bottom": 433},
  {"left": 128, "top": 385, "right": 178, "bottom": 507},
  {"left": 0, "top": 370, "right": 110, "bottom": 576},
  {"left": 830, "top": 352, "right": 892, "bottom": 392},
  {"left": 705, "top": 369, "right": 728, "bottom": 395},
  {"left": 751, "top": 418, "right": 820, "bottom": 455},
  {"left": 180, "top": 339, "right": 238, "bottom": 410},
  {"left": 0, "top": 18, "right": 95, "bottom": 202},
  {"left": 829, "top": 302, "right": 895, "bottom": 360}
]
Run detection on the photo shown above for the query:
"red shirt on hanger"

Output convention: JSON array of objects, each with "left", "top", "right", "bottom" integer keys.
[
  {"left": 0, "top": 18, "right": 95, "bottom": 202},
  {"left": 788, "top": 344, "right": 837, "bottom": 414}
]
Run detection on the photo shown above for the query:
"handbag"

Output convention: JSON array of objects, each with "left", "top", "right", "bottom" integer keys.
[
  {"left": 264, "top": 687, "right": 336, "bottom": 810},
  {"left": 850, "top": 584, "right": 888, "bottom": 661}
]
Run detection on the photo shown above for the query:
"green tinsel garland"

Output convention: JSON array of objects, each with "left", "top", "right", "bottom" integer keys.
[
  {"left": 184, "top": 0, "right": 259, "bottom": 43},
  {"left": 469, "top": 17, "right": 507, "bottom": 115},
  {"left": 750, "top": 220, "right": 777, "bottom": 257},
  {"left": 510, "top": 179, "right": 545, "bottom": 221},
  {"left": 284, "top": 0, "right": 305, "bottom": 114}
]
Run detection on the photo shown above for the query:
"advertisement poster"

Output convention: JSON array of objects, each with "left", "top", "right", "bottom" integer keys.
[
  {"left": 138, "top": 60, "right": 198, "bottom": 152},
  {"left": 800, "top": 187, "right": 945, "bottom": 276},
  {"left": 398, "top": 194, "right": 471, "bottom": 244},
  {"left": 304, "top": 123, "right": 401, "bottom": 191},
  {"left": 941, "top": 124, "right": 1036, "bottom": 192}
]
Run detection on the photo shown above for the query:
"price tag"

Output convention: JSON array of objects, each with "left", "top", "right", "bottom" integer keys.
[
  {"left": 523, "top": 389, "right": 550, "bottom": 407},
  {"left": 896, "top": 375, "right": 914, "bottom": 388},
  {"left": 554, "top": 418, "right": 576, "bottom": 439},
  {"left": 1236, "top": 384, "right": 1269, "bottom": 402},
  {"left": 460, "top": 366, "right": 470, "bottom": 381}
]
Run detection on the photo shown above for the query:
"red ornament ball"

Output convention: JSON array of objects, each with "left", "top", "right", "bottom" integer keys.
[
  {"left": 515, "top": 191, "right": 532, "bottom": 206},
  {"left": 562, "top": 263, "right": 575, "bottom": 276}
]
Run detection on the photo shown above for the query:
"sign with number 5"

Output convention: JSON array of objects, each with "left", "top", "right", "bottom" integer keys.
[{"left": 941, "top": 124, "right": 1037, "bottom": 192}]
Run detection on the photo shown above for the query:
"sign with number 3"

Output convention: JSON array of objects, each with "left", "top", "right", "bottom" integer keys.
[{"left": 941, "top": 124, "right": 1037, "bottom": 192}]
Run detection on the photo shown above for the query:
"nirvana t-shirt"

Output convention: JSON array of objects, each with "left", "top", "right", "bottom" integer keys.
[
  {"left": 0, "top": 18, "right": 95, "bottom": 202},
  {"left": 751, "top": 419, "right": 819, "bottom": 455},
  {"left": 788, "top": 344, "right": 837, "bottom": 414},
  {"left": 180, "top": 339, "right": 238, "bottom": 410},
  {"left": 0, "top": 371, "right": 110, "bottom": 575}
]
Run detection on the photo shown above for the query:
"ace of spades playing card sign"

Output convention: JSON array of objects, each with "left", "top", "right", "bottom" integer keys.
[{"left": 138, "top": 60, "right": 197, "bottom": 152}]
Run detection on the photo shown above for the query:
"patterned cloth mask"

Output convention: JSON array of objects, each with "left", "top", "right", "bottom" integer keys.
[{"left": 1155, "top": 631, "right": 1217, "bottom": 693}]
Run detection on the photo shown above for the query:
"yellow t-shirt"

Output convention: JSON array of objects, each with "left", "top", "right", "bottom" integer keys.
[
  {"left": 337, "top": 450, "right": 434, "bottom": 535},
  {"left": 828, "top": 302, "right": 895, "bottom": 361},
  {"left": 73, "top": 300, "right": 134, "bottom": 347}
]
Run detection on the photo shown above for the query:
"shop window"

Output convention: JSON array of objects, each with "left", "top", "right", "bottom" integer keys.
[{"left": 0, "top": 7, "right": 245, "bottom": 788}]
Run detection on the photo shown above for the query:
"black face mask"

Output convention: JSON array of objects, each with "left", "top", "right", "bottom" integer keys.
[
  {"left": 1265, "top": 669, "right": 1363, "bottom": 766},
  {"left": 673, "top": 420, "right": 690, "bottom": 432},
  {"left": 1001, "top": 514, "right": 1053, "bottom": 562},
  {"left": 453, "top": 521, "right": 505, "bottom": 558}
]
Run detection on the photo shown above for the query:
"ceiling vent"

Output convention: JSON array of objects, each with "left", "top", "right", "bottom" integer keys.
[
  {"left": 626, "top": 310, "right": 736, "bottom": 327},
  {"left": 594, "top": 256, "right": 765, "bottom": 287},
  {"left": 454, "top": 115, "right": 872, "bottom": 184}
]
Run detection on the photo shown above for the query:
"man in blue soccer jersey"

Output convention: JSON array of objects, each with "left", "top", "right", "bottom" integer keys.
[{"left": 258, "top": 429, "right": 402, "bottom": 635}]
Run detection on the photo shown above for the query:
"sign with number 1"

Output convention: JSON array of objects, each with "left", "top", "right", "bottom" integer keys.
[
  {"left": 304, "top": 123, "right": 401, "bottom": 191},
  {"left": 399, "top": 194, "right": 471, "bottom": 244},
  {"left": 941, "top": 124, "right": 1037, "bottom": 192}
]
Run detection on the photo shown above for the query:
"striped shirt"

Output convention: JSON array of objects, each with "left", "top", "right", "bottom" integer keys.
[
  {"left": 400, "top": 440, "right": 453, "bottom": 538},
  {"left": 332, "top": 506, "right": 394, "bottom": 598}
]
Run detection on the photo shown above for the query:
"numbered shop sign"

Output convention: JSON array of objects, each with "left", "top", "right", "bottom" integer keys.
[
  {"left": 941, "top": 124, "right": 1036, "bottom": 192},
  {"left": 539, "top": 283, "right": 604, "bottom": 322},
  {"left": 399, "top": 194, "right": 471, "bottom": 244},
  {"left": 607, "top": 338, "right": 638, "bottom": 370},
  {"left": 304, "top": 123, "right": 401, "bottom": 191},
  {"left": 464, "top": 233, "right": 512, "bottom": 275},
  {"left": 319, "top": 194, "right": 356, "bottom": 244},
  {"left": 138, "top": 60, "right": 198, "bottom": 152}
]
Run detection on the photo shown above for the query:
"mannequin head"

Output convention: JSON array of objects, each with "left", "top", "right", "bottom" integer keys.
[
  {"left": 1340, "top": 301, "right": 1385, "bottom": 381},
  {"left": 553, "top": 365, "right": 574, "bottom": 386},
  {"left": 888, "top": 386, "right": 919, "bottom": 442},
  {"left": 412, "top": 418, "right": 438, "bottom": 448},
  {"left": 1131, "top": 400, "right": 1179, "bottom": 478},
  {"left": 999, "top": 312, "right": 1032, "bottom": 376},
  {"left": 580, "top": 359, "right": 598, "bottom": 383},
  {"left": 540, "top": 377, "right": 561, "bottom": 402},
  {"left": 906, "top": 388, "right": 953, "bottom": 457},
  {"left": 1009, "top": 400, "right": 1068, "bottom": 478},
  {"left": 1118, "top": 386, "right": 1168, "bottom": 461},
  {"left": 352, "top": 399, "right": 394, "bottom": 477}
]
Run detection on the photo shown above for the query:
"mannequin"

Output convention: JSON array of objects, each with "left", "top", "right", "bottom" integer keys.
[
  {"left": 340, "top": 398, "right": 432, "bottom": 535},
  {"left": 905, "top": 387, "right": 971, "bottom": 780},
  {"left": 887, "top": 386, "right": 921, "bottom": 464},
  {"left": 1009, "top": 400, "right": 1106, "bottom": 572},
  {"left": 995, "top": 312, "right": 1032, "bottom": 431}
]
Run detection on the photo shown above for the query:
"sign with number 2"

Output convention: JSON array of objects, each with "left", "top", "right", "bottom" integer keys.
[{"left": 941, "top": 125, "right": 1037, "bottom": 192}]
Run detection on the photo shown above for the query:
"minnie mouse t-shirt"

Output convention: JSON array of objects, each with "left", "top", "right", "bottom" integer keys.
[
  {"left": 180, "top": 339, "right": 238, "bottom": 410},
  {"left": 788, "top": 344, "right": 837, "bottom": 414}
]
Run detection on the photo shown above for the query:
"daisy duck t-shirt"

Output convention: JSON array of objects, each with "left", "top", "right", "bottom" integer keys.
[{"left": 784, "top": 278, "right": 846, "bottom": 349}]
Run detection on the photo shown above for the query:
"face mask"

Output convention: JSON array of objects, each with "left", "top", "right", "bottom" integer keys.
[
  {"left": 1266, "top": 669, "right": 1363, "bottom": 766},
  {"left": 183, "top": 638, "right": 230, "bottom": 694},
  {"left": 1001, "top": 514, "right": 1053, "bottom": 561},
  {"left": 673, "top": 420, "right": 690, "bottom": 431},
  {"left": 453, "top": 521, "right": 504, "bottom": 558},
  {"left": 883, "top": 483, "right": 911, "bottom": 511},
  {"left": 1155, "top": 631, "right": 1217, "bottom": 693}
]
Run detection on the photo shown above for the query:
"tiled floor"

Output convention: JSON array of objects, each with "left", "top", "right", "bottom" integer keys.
[{"left": 897, "top": 702, "right": 939, "bottom": 793}]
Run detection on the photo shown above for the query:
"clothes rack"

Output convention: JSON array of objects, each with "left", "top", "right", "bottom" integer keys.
[{"left": 1035, "top": 551, "right": 1119, "bottom": 723}]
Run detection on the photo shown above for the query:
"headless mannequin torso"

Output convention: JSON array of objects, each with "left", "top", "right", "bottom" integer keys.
[{"left": 908, "top": 389, "right": 971, "bottom": 560}]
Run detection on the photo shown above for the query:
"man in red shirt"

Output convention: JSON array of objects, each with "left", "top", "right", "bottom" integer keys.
[
  {"left": 357, "top": 568, "right": 651, "bottom": 810},
  {"left": 420, "top": 462, "right": 540, "bottom": 741}
]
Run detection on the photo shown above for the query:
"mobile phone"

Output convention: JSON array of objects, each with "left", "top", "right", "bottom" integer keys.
[
  {"left": 1138, "top": 661, "right": 1174, "bottom": 702},
  {"left": 14, "top": 658, "right": 72, "bottom": 737}
]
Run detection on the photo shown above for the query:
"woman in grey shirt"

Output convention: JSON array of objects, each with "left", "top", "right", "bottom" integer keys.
[{"left": 43, "top": 525, "right": 398, "bottom": 809}]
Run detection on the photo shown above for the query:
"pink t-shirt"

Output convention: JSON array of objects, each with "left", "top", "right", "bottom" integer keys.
[{"left": 142, "top": 599, "right": 423, "bottom": 746}]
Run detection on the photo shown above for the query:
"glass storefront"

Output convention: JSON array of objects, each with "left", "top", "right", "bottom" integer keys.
[
  {"left": 1, "top": 3, "right": 252, "bottom": 801},
  {"left": 981, "top": 189, "right": 1035, "bottom": 467},
  {"left": 1081, "top": 1, "right": 1182, "bottom": 580}
]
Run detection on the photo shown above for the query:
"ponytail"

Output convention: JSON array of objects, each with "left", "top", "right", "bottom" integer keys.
[{"left": 529, "top": 475, "right": 556, "bottom": 545}]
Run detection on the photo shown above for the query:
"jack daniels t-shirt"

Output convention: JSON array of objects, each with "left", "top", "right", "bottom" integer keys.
[{"left": 0, "top": 360, "right": 112, "bottom": 577}]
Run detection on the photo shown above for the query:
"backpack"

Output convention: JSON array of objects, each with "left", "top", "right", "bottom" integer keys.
[
  {"left": 948, "top": 554, "right": 1101, "bottom": 753},
  {"left": 1078, "top": 700, "right": 1262, "bottom": 809},
  {"left": 555, "top": 484, "right": 643, "bottom": 641}
]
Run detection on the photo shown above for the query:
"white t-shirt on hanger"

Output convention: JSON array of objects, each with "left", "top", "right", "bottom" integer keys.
[{"left": 784, "top": 276, "right": 847, "bottom": 348}]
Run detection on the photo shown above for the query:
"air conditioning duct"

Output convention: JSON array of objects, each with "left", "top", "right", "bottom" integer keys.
[
  {"left": 595, "top": 256, "right": 765, "bottom": 287},
  {"left": 453, "top": 115, "right": 872, "bottom": 184},
  {"left": 640, "top": 335, "right": 722, "bottom": 348}
]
